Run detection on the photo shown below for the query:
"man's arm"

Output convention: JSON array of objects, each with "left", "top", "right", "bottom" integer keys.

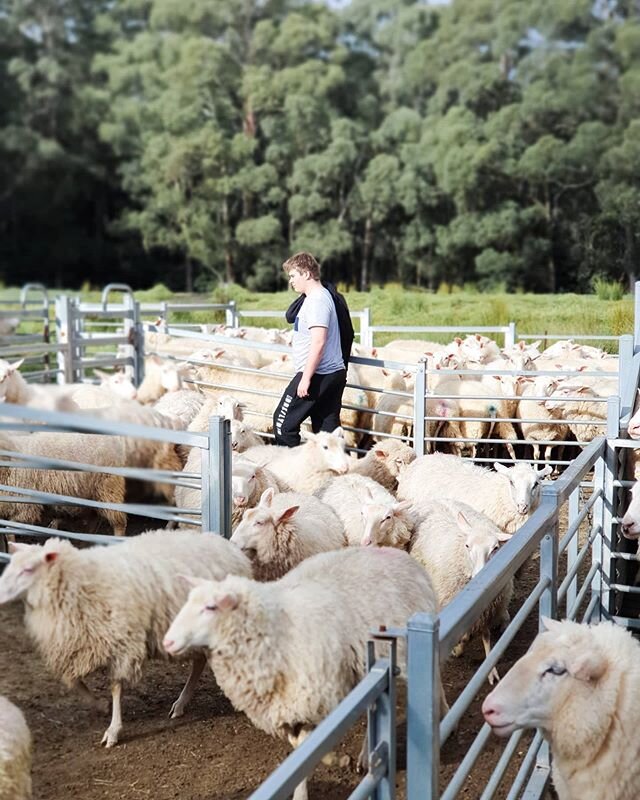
[{"left": 297, "top": 326, "right": 327, "bottom": 398}]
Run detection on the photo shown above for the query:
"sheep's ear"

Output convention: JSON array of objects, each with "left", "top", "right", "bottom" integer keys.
[
  {"left": 332, "top": 427, "right": 344, "bottom": 439},
  {"left": 540, "top": 616, "right": 563, "bottom": 633},
  {"left": 494, "top": 462, "right": 510, "bottom": 475},
  {"left": 537, "top": 465, "right": 553, "bottom": 478},
  {"left": 8, "top": 541, "right": 31, "bottom": 554},
  {"left": 570, "top": 650, "right": 607, "bottom": 682},
  {"left": 277, "top": 505, "right": 299, "bottom": 524},
  {"left": 9, "top": 359, "right": 24, "bottom": 372},
  {"left": 44, "top": 551, "right": 58, "bottom": 564},
  {"left": 456, "top": 511, "right": 473, "bottom": 535},
  {"left": 373, "top": 449, "right": 386, "bottom": 459},
  {"left": 259, "top": 487, "right": 275, "bottom": 507},
  {"left": 217, "top": 593, "right": 238, "bottom": 611},
  {"left": 214, "top": 349, "right": 226, "bottom": 359},
  {"left": 93, "top": 368, "right": 108, "bottom": 380},
  {"left": 393, "top": 500, "right": 413, "bottom": 515},
  {"left": 497, "top": 531, "right": 512, "bottom": 542},
  {"left": 371, "top": 348, "right": 377, "bottom": 357},
  {"left": 530, "top": 340, "right": 541, "bottom": 350},
  {"left": 381, "top": 368, "right": 389, "bottom": 376}
]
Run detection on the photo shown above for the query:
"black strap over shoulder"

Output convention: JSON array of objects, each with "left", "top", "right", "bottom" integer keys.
[{"left": 284, "top": 282, "right": 354, "bottom": 367}]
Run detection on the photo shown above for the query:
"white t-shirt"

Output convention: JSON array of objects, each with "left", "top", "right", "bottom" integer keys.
[{"left": 292, "top": 287, "right": 345, "bottom": 374}]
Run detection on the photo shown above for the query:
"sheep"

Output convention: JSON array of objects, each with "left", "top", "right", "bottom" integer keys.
[
  {"left": 136, "top": 357, "right": 195, "bottom": 404},
  {"left": 627, "top": 389, "right": 640, "bottom": 439},
  {"left": 154, "top": 389, "right": 206, "bottom": 425},
  {"left": 361, "top": 497, "right": 512, "bottom": 680},
  {"left": 517, "top": 375, "right": 569, "bottom": 465},
  {"left": 231, "top": 487, "right": 346, "bottom": 580},
  {"left": 544, "top": 380, "right": 610, "bottom": 443},
  {"left": 230, "top": 419, "right": 263, "bottom": 452},
  {"left": 315, "top": 474, "right": 396, "bottom": 546},
  {"left": 0, "top": 695, "right": 32, "bottom": 800},
  {"left": 0, "top": 431, "right": 127, "bottom": 536},
  {"left": 231, "top": 462, "right": 283, "bottom": 530},
  {"left": 396, "top": 453, "right": 552, "bottom": 534},
  {"left": 0, "top": 530, "right": 252, "bottom": 748},
  {"left": 348, "top": 438, "right": 417, "bottom": 493},
  {"left": 482, "top": 618, "right": 640, "bottom": 800},
  {"left": 163, "top": 546, "right": 444, "bottom": 800},
  {"left": 0, "top": 316, "right": 20, "bottom": 337},
  {"left": 242, "top": 428, "right": 351, "bottom": 493}
]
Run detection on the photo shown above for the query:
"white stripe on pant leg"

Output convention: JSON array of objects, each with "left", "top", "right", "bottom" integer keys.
[{"left": 275, "top": 394, "right": 294, "bottom": 435}]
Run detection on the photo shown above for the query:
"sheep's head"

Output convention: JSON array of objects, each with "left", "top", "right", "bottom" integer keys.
[
  {"left": 361, "top": 500, "right": 414, "bottom": 548},
  {"left": 230, "top": 488, "right": 299, "bottom": 564},
  {"left": 482, "top": 617, "right": 609, "bottom": 739},
  {"left": 0, "top": 358, "right": 24, "bottom": 401},
  {"left": 94, "top": 368, "right": 138, "bottom": 400},
  {"left": 0, "top": 539, "right": 71, "bottom": 604},
  {"left": 455, "top": 510, "right": 510, "bottom": 577},
  {"left": 219, "top": 395, "right": 246, "bottom": 422},
  {"left": 163, "top": 574, "right": 245, "bottom": 656},
  {"left": 494, "top": 462, "right": 552, "bottom": 516},
  {"left": 231, "top": 462, "right": 261, "bottom": 507},
  {"left": 621, "top": 482, "right": 640, "bottom": 539},
  {"left": 301, "top": 428, "right": 349, "bottom": 474}
]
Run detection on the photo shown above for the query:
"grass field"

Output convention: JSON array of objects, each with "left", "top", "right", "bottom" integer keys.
[{"left": 1, "top": 282, "right": 634, "bottom": 351}]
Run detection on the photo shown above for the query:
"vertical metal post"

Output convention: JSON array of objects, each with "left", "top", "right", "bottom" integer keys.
[
  {"left": 538, "top": 491, "right": 558, "bottom": 625},
  {"left": 55, "top": 295, "right": 74, "bottom": 384},
  {"left": 406, "top": 613, "right": 440, "bottom": 800},
  {"left": 505, "top": 321, "right": 516, "bottom": 349},
  {"left": 567, "top": 486, "right": 579, "bottom": 613},
  {"left": 42, "top": 295, "right": 51, "bottom": 382},
  {"left": 604, "top": 396, "right": 620, "bottom": 615},
  {"left": 618, "top": 334, "right": 634, "bottom": 417},
  {"left": 361, "top": 308, "right": 372, "bottom": 349},
  {"left": 634, "top": 281, "right": 640, "bottom": 353},
  {"left": 202, "top": 416, "right": 232, "bottom": 537},
  {"left": 413, "top": 361, "right": 427, "bottom": 457},
  {"left": 132, "top": 301, "right": 145, "bottom": 387},
  {"left": 366, "top": 639, "right": 397, "bottom": 800},
  {"left": 592, "top": 452, "right": 605, "bottom": 623},
  {"left": 225, "top": 300, "right": 238, "bottom": 329}
]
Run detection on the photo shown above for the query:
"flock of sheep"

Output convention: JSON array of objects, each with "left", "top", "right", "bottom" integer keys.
[{"left": 0, "top": 321, "right": 637, "bottom": 800}]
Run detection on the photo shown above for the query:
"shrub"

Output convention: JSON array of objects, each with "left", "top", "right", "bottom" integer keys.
[{"left": 591, "top": 275, "right": 624, "bottom": 301}]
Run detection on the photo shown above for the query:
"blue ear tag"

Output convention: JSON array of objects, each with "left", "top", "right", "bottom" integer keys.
[{"left": 294, "top": 316, "right": 299, "bottom": 331}]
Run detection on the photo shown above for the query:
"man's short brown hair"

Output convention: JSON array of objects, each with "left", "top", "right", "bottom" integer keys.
[{"left": 282, "top": 252, "right": 321, "bottom": 281}]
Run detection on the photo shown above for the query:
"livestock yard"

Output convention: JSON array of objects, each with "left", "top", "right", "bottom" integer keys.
[{"left": 1, "top": 283, "right": 640, "bottom": 800}]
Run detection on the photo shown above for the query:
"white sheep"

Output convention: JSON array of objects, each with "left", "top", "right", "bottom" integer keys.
[
  {"left": 517, "top": 375, "right": 568, "bottom": 464},
  {"left": 544, "top": 379, "right": 612, "bottom": 443},
  {"left": 315, "top": 474, "right": 396, "bottom": 546},
  {"left": 243, "top": 428, "right": 351, "bottom": 493},
  {"left": 0, "top": 530, "right": 251, "bottom": 748},
  {"left": 397, "top": 453, "right": 552, "bottom": 534},
  {"left": 153, "top": 388, "right": 207, "bottom": 425},
  {"left": 231, "top": 487, "right": 346, "bottom": 579},
  {"left": 0, "top": 431, "right": 127, "bottom": 536},
  {"left": 230, "top": 419, "right": 263, "bottom": 453},
  {"left": 348, "top": 439, "right": 417, "bottom": 493},
  {"left": 163, "top": 546, "right": 444, "bottom": 800},
  {"left": 483, "top": 618, "right": 640, "bottom": 800},
  {"left": 0, "top": 695, "right": 32, "bottom": 800},
  {"left": 231, "top": 461, "right": 283, "bottom": 530},
  {"left": 136, "top": 357, "right": 195, "bottom": 403}
]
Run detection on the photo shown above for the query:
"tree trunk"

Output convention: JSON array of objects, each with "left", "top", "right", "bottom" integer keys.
[
  {"left": 625, "top": 223, "right": 637, "bottom": 292},
  {"left": 545, "top": 190, "right": 556, "bottom": 292},
  {"left": 185, "top": 258, "right": 193, "bottom": 293},
  {"left": 361, "top": 216, "right": 372, "bottom": 292},
  {"left": 222, "top": 197, "right": 235, "bottom": 283}
]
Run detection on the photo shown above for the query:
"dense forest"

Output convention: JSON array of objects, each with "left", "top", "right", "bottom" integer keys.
[{"left": 0, "top": 0, "right": 638, "bottom": 293}]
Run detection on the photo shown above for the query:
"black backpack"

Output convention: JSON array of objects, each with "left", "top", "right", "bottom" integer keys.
[{"left": 285, "top": 281, "right": 354, "bottom": 368}]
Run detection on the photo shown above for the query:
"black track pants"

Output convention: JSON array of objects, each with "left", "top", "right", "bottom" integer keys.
[{"left": 273, "top": 369, "right": 347, "bottom": 447}]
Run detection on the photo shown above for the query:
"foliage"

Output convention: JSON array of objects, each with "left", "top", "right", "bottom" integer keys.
[{"left": 0, "top": 0, "right": 639, "bottom": 294}]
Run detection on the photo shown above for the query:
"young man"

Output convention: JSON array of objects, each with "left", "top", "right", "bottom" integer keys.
[{"left": 273, "top": 252, "right": 350, "bottom": 447}]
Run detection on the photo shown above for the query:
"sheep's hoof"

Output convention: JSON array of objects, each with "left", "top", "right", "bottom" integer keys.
[
  {"left": 451, "top": 644, "right": 465, "bottom": 658},
  {"left": 169, "top": 700, "right": 184, "bottom": 719},
  {"left": 356, "top": 753, "right": 368, "bottom": 774},
  {"left": 488, "top": 667, "right": 501, "bottom": 686},
  {"left": 101, "top": 728, "right": 120, "bottom": 748}
]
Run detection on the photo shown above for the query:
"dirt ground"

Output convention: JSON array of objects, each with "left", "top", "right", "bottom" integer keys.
[{"left": 0, "top": 549, "right": 548, "bottom": 800}]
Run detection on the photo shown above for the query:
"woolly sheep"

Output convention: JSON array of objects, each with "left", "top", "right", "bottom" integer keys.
[
  {"left": 163, "top": 546, "right": 444, "bottom": 800},
  {"left": 315, "top": 474, "right": 395, "bottom": 546},
  {"left": 544, "top": 379, "right": 611, "bottom": 443},
  {"left": 231, "top": 462, "right": 282, "bottom": 530},
  {"left": 231, "top": 487, "right": 345, "bottom": 579},
  {"left": 230, "top": 419, "right": 263, "bottom": 452},
  {"left": 627, "top": 389, "right": 640, "bottom": 439},
  {"left": 243, "top": 428, "right": 350, "bottom": 493},
  {"left": 0, "top": 695, "right": 32, "bottom": 800},
  {"left": 405, "top": 499, "right": 512, "bottom": 682},
  {"left": 397, "top": 453, "right": 552, "bottom": 534},
  {"left": 483, "top": 618, "right": 640, "bottom": 800},
  {"left": 348, "top": 438, "right": 416, "bottom": 492},
  {"left": 137, "top": 357, "right": 195, "bottom": 404},
  {"left": 517, "top": 375, "right": 568, "bottom": 464},
  {"left": 0, "top": 531, "right": 251, "bottom": 748},
  {"left": 0, "top": 431, "right": 127, "bottom": 536},
  {"left": 153, "top": 388, "right": 207, "bottom": 425}
]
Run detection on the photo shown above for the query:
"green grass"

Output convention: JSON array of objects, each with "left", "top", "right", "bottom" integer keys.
[{"left": 1, "top": 283, "right": 634, "bottom": 353}]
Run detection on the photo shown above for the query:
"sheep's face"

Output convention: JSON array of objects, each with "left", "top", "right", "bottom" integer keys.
[
  {"left": 455, "top": 511, "right": 510, "bottom": 577},
  {"left": 0, "top": 539, "right": 68, "bottom": 604},
  {"left": 544, "top": 383, "right": 594, "bottom": 411},
  {"left": 231, "top": 465, "right": 259, "bottom": 508},
  {"left": 104, "top": 371, "right": 137, "bottom": 400},
  {"left": 482, "top": 618, "right": 608, "bottom": 738},
  {"left": 230, "top": 421, "right": 258, "bottom": 452},
  {"left": 303, "top": 429, "right": 349, "bottom": 475},
  {"left": 628, "top": 390, "right": 640, "bottom": 440},
  {"left": 221, "top": 397, "right": 245, "bottom": 423},
  {"left": 373, "top": 443, "right": 416, "bottom": 477},
  {"left": 621, "top": 482, "right": 640, "bottom": 539},
  {"left": 163, "top": 577, "right": 241, "bottom": 656},
  {"left": 494, "top": 463, "right": 551, "bottom": 516},
  {"left": 361, "top": 502, "right": 412, "bottom": 548},
  {"left": 230, "top": 490, "right": 298, "bottom": 563},
  {"left": 0, "top": 358, "right": 24, "bottom": 400}
]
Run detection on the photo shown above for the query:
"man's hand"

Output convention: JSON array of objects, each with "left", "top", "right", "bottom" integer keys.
[{"left": 297, "top": 376, "right": 311, "bottom": 398}]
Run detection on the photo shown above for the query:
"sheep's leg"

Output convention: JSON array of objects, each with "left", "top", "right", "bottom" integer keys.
[
  {"left": 73, "top": 679, "right": 109, "bottom": 713},
  {"left": 482, "top": 631, "right": 500, "bottom": 686},
  {"left": 532, "top": 443, "right": 540, "bottom": 461},
  {"left": 439, "top": 681, "right": 450, "bottom": 720},
  {"left": 169, "top": 651, "right": 206, "bottom": 718},
  {"left": 101, "top": 681, "right": 123, "bottom": 747},
  {"left": 451, "top": 632, "right": 470, "bottom": 658},
  {"left": 287, "top": 728, "right": 314, "bottom": 800}
]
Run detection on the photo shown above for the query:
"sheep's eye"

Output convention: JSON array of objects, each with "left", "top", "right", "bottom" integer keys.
[
  {"left": 383, "top": 515, "right": 391, "bottom": 523},
  {"left": 322, "top": 445, "right": 329, "bottom": 450},
  {"left": 20, "top": 567, "right": 34, "bottom": 575},
  {"left": 205, "top": 604, "right": 218, "bottom": 612},
  {"left": 543, "top": 664, "right": 566, "bottom": 677},
  {"left": 464, "top": 543, "right": 470, "bottom": 550},
  {"left": 254, "top": 520, "right": 264, "bottom": 526}
]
